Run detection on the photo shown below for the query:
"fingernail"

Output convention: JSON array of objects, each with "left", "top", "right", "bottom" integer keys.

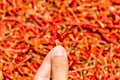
[{"left": 52, "top": 46, "right": 66, "bottom": 56}]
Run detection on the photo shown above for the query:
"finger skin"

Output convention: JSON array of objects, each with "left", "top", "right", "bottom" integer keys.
[
  {"left": 34, "top": 45, "right": 68, "bottom": 80},
  {"left": 34, "top": 51, "right": 51, "bottom": 80},
  {"left": 52, "top": 46, "right": 68, "bottom": 80}
]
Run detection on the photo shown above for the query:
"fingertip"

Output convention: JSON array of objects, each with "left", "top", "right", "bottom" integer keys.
[
  {"left": 34, "top": 45, "right": 68, "bottom": 80},
  {"left": 51, "top": 45, "right": 68, "bottom": 80},
  {"left": 52, "top": 45, "right": 67, "bottom": 57},
  {"left": 34, "top": 51, "right": 51, "bottom": 80}
]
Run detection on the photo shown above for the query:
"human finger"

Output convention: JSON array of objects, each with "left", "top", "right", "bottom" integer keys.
[
  {"left": 34, "top": 51, "right": 51, "bottom": 80},
  {"left": 51, "top": 46, "right": 68, "bottom": 80}
]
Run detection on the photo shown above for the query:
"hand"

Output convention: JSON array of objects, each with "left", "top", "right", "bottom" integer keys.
[{"left": 34, "top": 46, "right": 68, "bottom": 80}]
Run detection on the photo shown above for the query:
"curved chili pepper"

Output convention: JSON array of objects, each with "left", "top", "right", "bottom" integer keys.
[{"left": 60, "top": 30, "right": 72, "bottom": 41}]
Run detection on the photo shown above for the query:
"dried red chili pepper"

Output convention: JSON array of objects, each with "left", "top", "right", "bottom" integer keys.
[
  {"left": 82, "top": 23, "right": 95, "bottom": 31},
  {"left": 50, "top": 23, "right": 59, "bottom": 39},
  {"left": 31, "top": 0, "right": 37, "bottom": 8},
  {"left": 60, "top": 30, "right": 72, "bottom": 41},
  {"left": 30, "top": 15, "right": 45, "bottom": 28},
  {"left": 49, "top": 36, "right": 55, "bottom": 45},
  {"left": 6, "top": 0, "right": 14, "bottom": 6}
]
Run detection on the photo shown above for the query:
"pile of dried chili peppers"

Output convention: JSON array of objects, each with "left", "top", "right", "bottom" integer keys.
[{"left": 0, "top": 0, "right": 120, "bottom": 80}]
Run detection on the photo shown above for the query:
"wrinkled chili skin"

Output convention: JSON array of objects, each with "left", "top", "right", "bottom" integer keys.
[{"left": 60, "top": 30, "right": 73, "bottom": 41}]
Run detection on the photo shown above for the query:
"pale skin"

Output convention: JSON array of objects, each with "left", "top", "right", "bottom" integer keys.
[{"left": 34, "top": 46, "right": 68, "bottom": 80}]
